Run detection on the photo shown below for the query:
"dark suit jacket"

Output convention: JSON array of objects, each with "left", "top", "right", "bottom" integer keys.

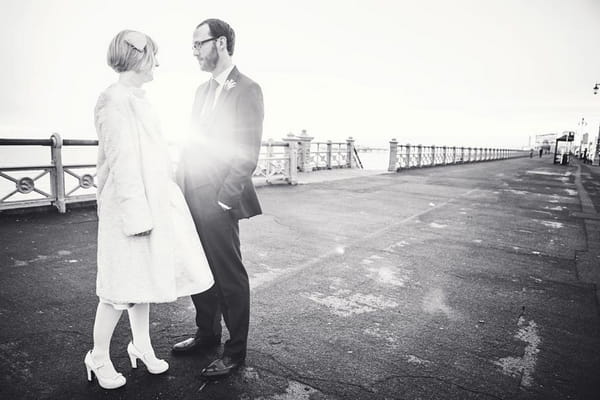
[{"left": 178, "top": 67, "right": 264, "bottom": 220}]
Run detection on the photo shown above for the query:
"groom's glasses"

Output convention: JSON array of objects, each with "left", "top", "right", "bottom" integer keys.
[{"left": 193, "top": 37, "right": 217, "bottom": 50}]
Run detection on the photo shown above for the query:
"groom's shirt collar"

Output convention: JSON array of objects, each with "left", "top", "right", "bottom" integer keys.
[{"left": 213, "top": 64, "right": 235, "bottom": 86}]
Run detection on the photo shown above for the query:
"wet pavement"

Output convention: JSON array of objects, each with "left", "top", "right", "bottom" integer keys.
[{"left": 1, "top": 156, "right": 599, "bottom": 399}]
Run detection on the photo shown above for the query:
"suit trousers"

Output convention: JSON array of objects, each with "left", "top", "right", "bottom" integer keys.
[{"left": 191, "top": 210, "right": 250, "bottom": 360}]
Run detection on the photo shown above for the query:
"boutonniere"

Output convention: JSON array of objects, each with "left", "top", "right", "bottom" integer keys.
[{"left": 224, "top": 79, "right": 237, "bottom": 91}]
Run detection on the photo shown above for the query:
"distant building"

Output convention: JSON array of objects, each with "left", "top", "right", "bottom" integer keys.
[{"left": 534, "top": 133, "right": 559, "bottom": 154}]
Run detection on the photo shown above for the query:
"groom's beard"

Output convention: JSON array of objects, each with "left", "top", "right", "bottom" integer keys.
[{"left": 201, "top": 43, "right": 219, "bottom": 72}]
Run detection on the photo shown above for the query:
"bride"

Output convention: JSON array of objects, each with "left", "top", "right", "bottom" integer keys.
[{"left": 84, "top": 29, "right": 214, "bottom": 390}]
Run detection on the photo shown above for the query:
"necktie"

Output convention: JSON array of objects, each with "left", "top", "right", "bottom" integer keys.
[{"left": 202, "top": 78, "right": 218, "bottom": 116}]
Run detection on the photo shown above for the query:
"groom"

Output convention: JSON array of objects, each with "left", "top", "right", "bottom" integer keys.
[{"left": 174, "top": 18, "right": 264, "bottom": 378}]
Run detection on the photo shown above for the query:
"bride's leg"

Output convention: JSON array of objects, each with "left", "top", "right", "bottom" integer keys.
[
  {"left": 91, "top": 302, "right": 123, "bottom": 375},
  {"left": 127, "top": 303, "right": 169, "bottom": 373},
  {"left": 127, "top": 303, "right": 155, "bottom": 356}
]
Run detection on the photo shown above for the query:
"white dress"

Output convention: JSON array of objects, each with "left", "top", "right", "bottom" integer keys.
[{"left": 94, "top": 82, "right": 214, "bottom": 304}]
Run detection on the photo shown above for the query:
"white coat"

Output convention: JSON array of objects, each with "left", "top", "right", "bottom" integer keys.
[{"left": 94, "top": 82, "right": 213, "bottom": 304}]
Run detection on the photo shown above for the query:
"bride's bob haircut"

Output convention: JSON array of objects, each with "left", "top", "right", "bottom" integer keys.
[{"left": 107, "top": 30, "right": 158, "bottom": 73}]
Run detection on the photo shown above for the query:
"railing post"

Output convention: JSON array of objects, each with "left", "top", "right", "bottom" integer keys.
[
  {"left": 406, "top": 143, "right": 411, "bottom": 168},
  {"left": 326, "top": 140, "right": 333, "bottom": 169},
  {"left": 388, "top": 138, "right": 398, "bottom": 171},
  {"left": 442, "top": 146, "right": 447, "bottom": 165},
  {"left": 50, "top": 133, "right": 66, "bottom": 213},
  {"left": 417, "top": 144, "right": 423, "bottom": 167},
  {"left": 452, "top": 146, "right": 456, "bottom": 164},
  {"left": 346, "top": 136, "right": 355, "bottom": 168},
  {"left": 431, "top": 145, "right": 436, "bottom": 166},
  {"left": 296, "top": 129, "right": 314, "bottom": 172},
  {"left": 284, "top": 139, "right": 298, "bottom": 185}
]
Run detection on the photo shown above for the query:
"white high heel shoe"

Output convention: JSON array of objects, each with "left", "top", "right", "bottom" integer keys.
[
  {"left": 84, "top": 351, "right": 126, "bottom": 389},
  {"left": 127, "top": 342, "right": 169, "bottom": 374}
]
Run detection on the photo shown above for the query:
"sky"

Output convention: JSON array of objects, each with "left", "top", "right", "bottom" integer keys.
[{"left": 1, "top": 0, "right": 599, "bottom": 149}]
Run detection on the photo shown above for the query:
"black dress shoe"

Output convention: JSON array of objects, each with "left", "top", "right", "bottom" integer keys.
[
  {"left": 201, "top": 355, "right": 245, "bottom": 379},
  {"left": 171, "top": 336, "right": 221, "bottom": 354}
]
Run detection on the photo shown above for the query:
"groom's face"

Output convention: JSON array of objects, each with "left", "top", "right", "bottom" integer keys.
[{"left": 193, "top": 25, "right": 219, "bottom": 73}]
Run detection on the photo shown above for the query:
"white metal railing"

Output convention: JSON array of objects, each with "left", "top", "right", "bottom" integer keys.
[
  {"left": 0, "top": 134, "right": 298, "bottom": 213},
  {"left": 388, "top": 140, "right": 529, "bottom": 172},
  {"left": 0, "top": 134, "right": 97, "bottom": 213},
  {"left": 253, "top": 139, "right": 297, "bottom": 184}
]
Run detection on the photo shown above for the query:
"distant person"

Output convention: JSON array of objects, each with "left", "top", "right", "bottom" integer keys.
[
  {"left": 86, "top": 30, "right": 214, "bottom": 390},
  {"left": 173, "top": 18, "right": 264, "bottom": 379},
  {"left": 529, "top": 149, "right": 533, "bottom": 158},
  {"left": 539, "top": 148, "right": 543, "bottom": 158}
]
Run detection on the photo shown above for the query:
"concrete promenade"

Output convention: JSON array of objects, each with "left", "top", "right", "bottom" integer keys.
[{"left": 1, "top": 156, "right": 599, "bottom": 399}]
